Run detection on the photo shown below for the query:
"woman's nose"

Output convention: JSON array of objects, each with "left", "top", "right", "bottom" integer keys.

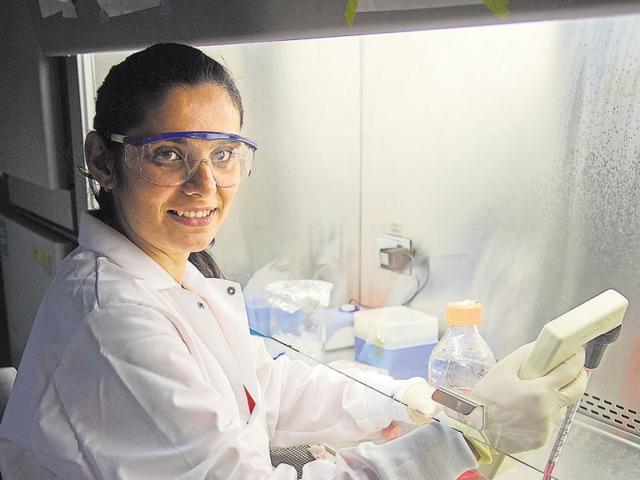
[{"left": 182, "top": 159, "right": 218, "bottom": 195}]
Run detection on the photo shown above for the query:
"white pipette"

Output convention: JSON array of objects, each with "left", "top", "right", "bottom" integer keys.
[{"left": 519, "top": 289, "right": 628, "bottom": 480}]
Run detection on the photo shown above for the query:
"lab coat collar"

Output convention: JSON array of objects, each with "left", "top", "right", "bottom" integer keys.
[{"left": 78, "top": 212, "right": 179, "bottom": 290}]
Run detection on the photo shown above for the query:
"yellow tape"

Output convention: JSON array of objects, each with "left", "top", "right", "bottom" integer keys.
[
  {"left": 451, "top": 419, "right": 495, "bottom": 464},
  {"left": 483, "top": 0, "right": 510, "bottom": 19},
  {"left": 33, "top": 246, "right": 52, "bottom": 276},
  {"left": 345, "top": 0, "right": 359, "bottom": 26}
]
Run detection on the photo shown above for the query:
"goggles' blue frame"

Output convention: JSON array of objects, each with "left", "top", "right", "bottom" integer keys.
[{"left": 111, "top": 131, "right": 258, "bottom": 150}]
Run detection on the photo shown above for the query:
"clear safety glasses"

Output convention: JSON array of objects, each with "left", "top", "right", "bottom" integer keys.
[{"left": 110, "top": 131, "right": 258, "bottom": 187}]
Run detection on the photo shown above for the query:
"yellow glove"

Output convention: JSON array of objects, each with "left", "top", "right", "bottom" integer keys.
[{"left": 451, "top": 419, "right": 494, "bottom": 464}]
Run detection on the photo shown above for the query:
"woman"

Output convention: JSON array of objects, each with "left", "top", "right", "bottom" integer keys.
[{"left": 0, "top": 44, "right": 586, "bottom": 479}]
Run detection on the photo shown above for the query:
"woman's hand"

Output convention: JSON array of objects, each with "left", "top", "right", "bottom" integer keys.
[
  {"left": 380, "top": 421, "right": 402, "bottom": 441},
  {"left": 471, "top": 342, "right": 587, "bottom": 453},
  {"left": 403, "top": 381, "right": 441, "bottom": 424}
]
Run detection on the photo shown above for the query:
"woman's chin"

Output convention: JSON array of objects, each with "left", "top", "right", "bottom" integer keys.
[
  {"left": 183, "top": 238, "right": 216, "bottom": 255},
  {"left": 173, "top": 228, "right": 217, "bottom": 251}
]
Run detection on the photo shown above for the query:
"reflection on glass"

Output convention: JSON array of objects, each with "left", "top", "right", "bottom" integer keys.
[{"left": 262, "top": 337, "right": 570, "bottom": 479}]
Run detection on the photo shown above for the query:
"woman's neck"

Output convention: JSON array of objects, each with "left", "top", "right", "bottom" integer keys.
[{"left": 111, "top": 212, "right": 189, "bottom": 285}]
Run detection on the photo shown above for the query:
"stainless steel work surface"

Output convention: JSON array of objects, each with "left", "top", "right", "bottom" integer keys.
[{"left": 490, "top": 415, "right": 640, "bottom": 479}]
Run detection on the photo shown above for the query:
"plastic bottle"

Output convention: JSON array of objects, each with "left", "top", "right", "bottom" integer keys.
[{"left": 428, "top": 300, "right": 496, "bottom": 480}]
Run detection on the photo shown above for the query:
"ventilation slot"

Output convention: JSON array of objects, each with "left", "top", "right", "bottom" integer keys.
[{"left": 580, "top": 392, "right": 640, "bottom": 437}]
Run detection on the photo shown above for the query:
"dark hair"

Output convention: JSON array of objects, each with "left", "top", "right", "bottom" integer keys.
[{"left": 89, "top": 43, "right": 244, "bottom": 278}]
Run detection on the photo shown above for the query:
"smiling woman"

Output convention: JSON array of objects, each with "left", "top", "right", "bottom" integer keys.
[
  {"left": 87, "top": 84, "right": 243, "bottom": 283},
  {"left": 84, "top": 43, "right": 250, "bottom": 281}
]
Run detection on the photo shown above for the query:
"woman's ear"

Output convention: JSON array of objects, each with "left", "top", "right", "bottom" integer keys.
[{"left": 85, "top": 132, "right": 116, "bottom": 191}]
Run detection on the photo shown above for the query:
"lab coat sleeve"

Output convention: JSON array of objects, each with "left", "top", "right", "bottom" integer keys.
[
  {"left": 326, "top": 415, "right": 478, "bottom": 480},
  {"left": 250, "top": 337, "right": 423, "bottom": 448},
  {"left": 249, "top": 337, "right": 478, "bottom": 480}
]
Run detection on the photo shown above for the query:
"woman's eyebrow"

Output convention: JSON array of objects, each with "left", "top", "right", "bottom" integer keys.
[
  {"left": 159, "top": 138, "right": 189, "bottom": 145},
  {"left": 220, "top": 141, "right": 242, "bottom": 147}
]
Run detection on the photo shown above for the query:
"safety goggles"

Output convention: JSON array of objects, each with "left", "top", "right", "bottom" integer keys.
[{"left": 110, "top": 131, "right": 257, "bottom": 187}]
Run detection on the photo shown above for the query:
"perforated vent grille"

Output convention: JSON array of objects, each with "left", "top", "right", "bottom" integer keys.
[
  {"left": 270, "top": 445, "right": 315, "bottom": 479},
  {"left": 580, "top": 392, "right": 640, "bottom": 437}
]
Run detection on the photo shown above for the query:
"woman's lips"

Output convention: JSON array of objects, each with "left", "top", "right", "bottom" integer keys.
[{"left": 167, "top": 209, "right": 216, "bottom": 226}]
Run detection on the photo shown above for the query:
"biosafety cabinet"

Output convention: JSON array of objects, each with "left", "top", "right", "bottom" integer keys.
[{"left": 1, "top": 1, "right": 640, "bottom": 478}]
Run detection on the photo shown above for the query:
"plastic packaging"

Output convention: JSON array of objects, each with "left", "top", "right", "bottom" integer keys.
[
  {"left": 264, "top": 280, "right": 333, "bottom": 314},
  {"left": 428, "top": 300, "right": 495, "bottom": 480},
  {"left": 263, "top": 280, "right": 333, "bottom": 362}
]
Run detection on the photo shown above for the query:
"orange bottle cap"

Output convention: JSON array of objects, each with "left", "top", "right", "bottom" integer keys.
[{"left": 446, "top": 299, "right": 482, "bottom": 325}]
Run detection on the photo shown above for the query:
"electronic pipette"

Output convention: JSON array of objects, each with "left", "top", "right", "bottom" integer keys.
[
  {"left": 519, "top": 289, "right": 627, "bottom": 380},
  {"left": 478, "top": 290, "right": 628, "bottom": 480},
  {"left": 518, "top": 289, "right": 628, "bottom": 480}
]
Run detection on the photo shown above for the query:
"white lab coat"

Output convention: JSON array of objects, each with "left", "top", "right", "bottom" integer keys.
[{"left": 0, "top": 213, "right": 476, "bottom": 479}]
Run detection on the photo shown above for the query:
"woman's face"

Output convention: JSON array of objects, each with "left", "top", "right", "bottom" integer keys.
[{"left": 111, "top": 83, "right": 242, "bottom": 267}]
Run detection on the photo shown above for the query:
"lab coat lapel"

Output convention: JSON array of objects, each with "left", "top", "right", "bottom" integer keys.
[
  {"left": 200, "top": 279, "right": 259, "bottom": 417},
  {"left": 181, "top": 272, "right": 258, "bottom": 422},
  {"left": 162, "top": 288, "right": 249, "bottom": 419}
]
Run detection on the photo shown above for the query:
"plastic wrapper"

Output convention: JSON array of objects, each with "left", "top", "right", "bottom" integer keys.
[
  {"left": 263, "top": 280, "right": 333, "bottom": 363},
  {"left": 264, "top": 280, "right": 333, "bottom": 314}
]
